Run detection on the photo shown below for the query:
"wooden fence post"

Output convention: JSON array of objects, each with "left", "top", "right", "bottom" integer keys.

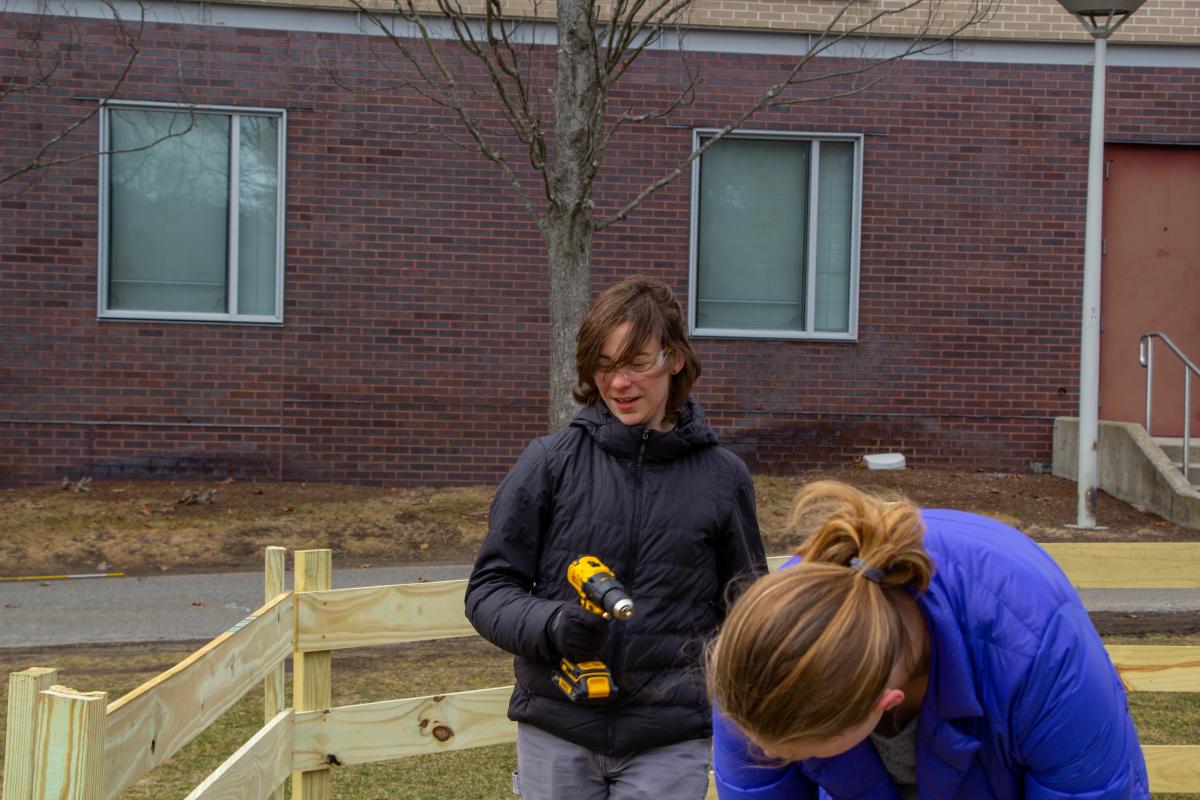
[
  {"left": 30, "top": 686, "right": 107, "bottom": 800},
  {"left": 292, "top": 549, "right": 332, "bottom": 800},
  {"left": 264, "top": 546, "right": 288, "bottom": 800},
  {"left": 3, "top": 668, "right": 58, "bottom": 800}
]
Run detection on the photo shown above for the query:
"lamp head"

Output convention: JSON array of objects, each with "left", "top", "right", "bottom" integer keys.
[
  {"left": 1057, "top": 0, "right": 1146, "bottom": 38},
  {"left": 1057, "top": 0, "right": 1144, "bottom": 12}
]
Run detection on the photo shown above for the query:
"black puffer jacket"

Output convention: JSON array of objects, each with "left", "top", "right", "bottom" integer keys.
[{"left": 465, "top": 398, "right": 766, "bottom": 756}]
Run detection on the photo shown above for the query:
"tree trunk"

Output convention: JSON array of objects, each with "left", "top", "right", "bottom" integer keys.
[
  {"left": 545, "top": 210, "right": 593, "bottom": 431},
  {"left": 546, "top": 0, "right": 601, "bottom": 431}
]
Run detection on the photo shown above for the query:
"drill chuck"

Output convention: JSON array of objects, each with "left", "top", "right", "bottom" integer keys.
[
  {"left": 610, "top": 597, "right": 635, "bottom": 620},
  {"left": 579, "top": 569, "right": 636, "bottom": 620}
]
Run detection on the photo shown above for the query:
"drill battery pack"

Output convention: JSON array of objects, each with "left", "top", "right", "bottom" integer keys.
[{"left": 553, "top": 657, "right": 618, "bottom": 703}]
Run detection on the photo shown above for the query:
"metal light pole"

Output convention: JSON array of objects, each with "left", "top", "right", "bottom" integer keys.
[{"left": 1057, "top": 0, "right": 1145, "bottom": 529}]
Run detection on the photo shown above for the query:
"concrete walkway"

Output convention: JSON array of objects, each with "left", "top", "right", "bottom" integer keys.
[
  {"left": 1, "top": 565, "right": 1197, "bottom": 649},
  {"left": 0, "top": 564, "right": 468, "bottom": 649}
]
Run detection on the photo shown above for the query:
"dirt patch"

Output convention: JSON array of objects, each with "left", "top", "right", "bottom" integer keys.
[
  {"left": 0, "top": 480, "right": 492, "bottom": 576},
  {"left": 1090, "top": 612, "right": 1200, "bottom": 638},
  {"left": 0, "top": 468, "right": 1195, "bottom": 577},
  {"left": 754, "top": 468, "right": 1198, "bottom": 555},
  {"left": 787, "top": 467, "right": 1194, "bottom": 536}
]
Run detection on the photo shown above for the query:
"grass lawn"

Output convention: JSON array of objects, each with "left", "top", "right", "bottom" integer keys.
[{"left": 2, "top": 634, "right": 1198, "bottom": 799}]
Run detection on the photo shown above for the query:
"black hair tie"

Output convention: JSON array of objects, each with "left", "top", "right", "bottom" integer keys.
[{"left": 849, "top": 556, "right": 885, "bottom": 584}]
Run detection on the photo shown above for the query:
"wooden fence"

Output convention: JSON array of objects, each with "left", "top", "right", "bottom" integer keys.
[{"left": 3, "top": 543, "right": 1199, "bottom": 800}]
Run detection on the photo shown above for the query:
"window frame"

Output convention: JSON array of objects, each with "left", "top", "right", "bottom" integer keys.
[
  {"left": 688, "top": 128, "right": 863, "bottom": 341},
  {"left": 97, "top": 100, "right": 287, "bottom": 324}
]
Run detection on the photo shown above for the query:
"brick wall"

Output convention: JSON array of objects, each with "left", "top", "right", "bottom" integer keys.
[{"left": 3, "top": 10, "right": 1199, "bottom": 485}]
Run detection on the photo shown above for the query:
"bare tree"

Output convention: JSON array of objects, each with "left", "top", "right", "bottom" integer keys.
[
  {"left": 338, "top": 0, "right": 998, "bottom": 430},
  {"left": 1, "top": 0, "right": 195, "bottom": 196}
]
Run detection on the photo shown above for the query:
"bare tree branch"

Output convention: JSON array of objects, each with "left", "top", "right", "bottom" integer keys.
[
  {"left": 596, "top": 0, "right": 998, "bottom": 230},
  {"left": 604, "top": 0, "right": 692, "bottom": 83},
  {"left": 585, "top": 0, "right": 697, "bottom": 173},
  {"left": 594, "top": 12, "right": 699, "bottom": 174},
  {"left": 1, "top": 0, "right": 145, "bottom": 188},
  {"left": 314, "top": 34, "right": 524, "bottom": 158},
  {"left": 1, "top": 7, "right": 73, "bottom": 104},
  {"left": 432, "top": 0, "right": 546, "bottom": 171},
  {"left": 347, "top": 0, "right": 547, "bottom": 222},
  {"left": 1, "top": 0, "right": 202, "bottom": 199}
]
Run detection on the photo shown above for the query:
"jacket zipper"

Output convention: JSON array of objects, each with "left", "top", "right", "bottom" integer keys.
[
  {"left": 608, "top": 427, "right": 650, "bottom": 754},
  {"left": 628, "top": 427, "right": 649, "bottom": 588}
]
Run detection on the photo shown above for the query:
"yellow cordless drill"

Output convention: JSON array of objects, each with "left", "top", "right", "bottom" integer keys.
[{"left": 553, "top": 555, "right": 635, "bottom": 704}]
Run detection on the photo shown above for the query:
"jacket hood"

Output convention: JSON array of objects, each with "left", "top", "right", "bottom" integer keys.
[{"left": 571, "top": 397, "right": 718, "bottom": 462}]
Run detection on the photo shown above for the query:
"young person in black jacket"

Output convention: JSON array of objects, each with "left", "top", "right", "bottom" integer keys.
[{"left": 465, "top": 276, "right": 766, "bottom": 799}]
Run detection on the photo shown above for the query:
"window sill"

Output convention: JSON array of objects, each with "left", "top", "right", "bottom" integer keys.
[
  {"left": 98, "top": 312, "right": 283, "bottom": 325},
  {"left": 690, "top": 327, "right": 857, "bottom": 342}
]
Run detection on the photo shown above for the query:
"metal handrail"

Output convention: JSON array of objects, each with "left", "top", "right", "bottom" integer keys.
[{"left": 1138, "top": 331, "right": 1200, "bottom": 481}]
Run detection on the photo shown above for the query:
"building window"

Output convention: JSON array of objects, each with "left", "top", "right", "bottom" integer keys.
[
  {"left": 689, "top": 130, "right": 861, "bottom": 340},
  {"left": 99, "top": 102, "right": 286, "bottom": 322}
]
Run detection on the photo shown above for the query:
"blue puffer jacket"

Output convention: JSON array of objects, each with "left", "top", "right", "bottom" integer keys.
[{"left": 713, "top": 510, "right": 1149, "bottom": 800}]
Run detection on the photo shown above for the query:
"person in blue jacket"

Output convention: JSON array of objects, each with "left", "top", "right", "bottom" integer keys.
[{"left": 706, "top": 480, "right": 1149, "bottom": 800}]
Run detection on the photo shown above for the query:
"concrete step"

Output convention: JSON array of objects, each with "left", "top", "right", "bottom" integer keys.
[
  {"left": 1169, "top": 464, "right": 1200, "bottom": 489},
  {"left": 1055, "top": 419, "right": 1200, "bottom": 528},
  {"left": 1153, "top": 436, "right": 1200, "bottom": 465},
  {"left": 1168, "top": 461, "right": 1200, "bottom": 483}
]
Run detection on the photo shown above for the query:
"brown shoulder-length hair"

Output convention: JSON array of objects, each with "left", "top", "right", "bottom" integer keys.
[
  {"left": 706, "top": 480, "right": 933, "bottom": 746},
  {"left": 573, "top": 276, "right": 700, "bottom": 421}
]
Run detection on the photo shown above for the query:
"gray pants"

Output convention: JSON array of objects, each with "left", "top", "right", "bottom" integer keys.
[{"left": 515, "top": 722, "right": 712, "bottom": 800}]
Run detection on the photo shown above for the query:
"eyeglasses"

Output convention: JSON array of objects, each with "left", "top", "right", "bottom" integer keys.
[{"left": 596, "top": 347, "right": 673, "bottom": 382}]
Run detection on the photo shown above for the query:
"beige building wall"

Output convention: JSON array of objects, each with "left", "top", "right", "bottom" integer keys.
[
  {"left": 687, "top": 0, "right": 1200, "bottom": 45},
  {"left": 221, "top": 0, "right": 1200, "bottom": 46}
]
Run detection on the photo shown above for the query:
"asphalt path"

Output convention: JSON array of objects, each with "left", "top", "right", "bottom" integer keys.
[
  {"left": 0, "top": 564, "right": 470, "bottom": 649},
  {"left": 1, "top": 566, "right": 1198, "bottom": 649}
]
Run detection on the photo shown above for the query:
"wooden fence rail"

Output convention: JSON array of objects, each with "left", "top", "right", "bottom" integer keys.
[
  {"left": 3, "top": 543, "right": 1199, "bottom": 799},
  {"left": 102, "top": 591, "right": 294, "bottom": 800}
]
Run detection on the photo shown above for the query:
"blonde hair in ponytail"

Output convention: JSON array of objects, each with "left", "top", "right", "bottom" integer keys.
[{"left": 707, "top": 481, "right": 933, "bottom": 746}]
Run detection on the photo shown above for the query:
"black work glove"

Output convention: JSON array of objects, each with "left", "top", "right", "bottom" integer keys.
[{"left": 546, "top": 602, "right": 610, "bottom": 661}]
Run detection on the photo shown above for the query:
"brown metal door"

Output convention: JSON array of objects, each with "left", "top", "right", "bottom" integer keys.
[{"left": 1100, "top": 145, "right": 1200, "bottom": 436}]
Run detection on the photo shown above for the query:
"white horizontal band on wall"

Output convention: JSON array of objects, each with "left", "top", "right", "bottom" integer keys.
[{"left": 8, "top": 0, "right": 1200, "bottom": 69}]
